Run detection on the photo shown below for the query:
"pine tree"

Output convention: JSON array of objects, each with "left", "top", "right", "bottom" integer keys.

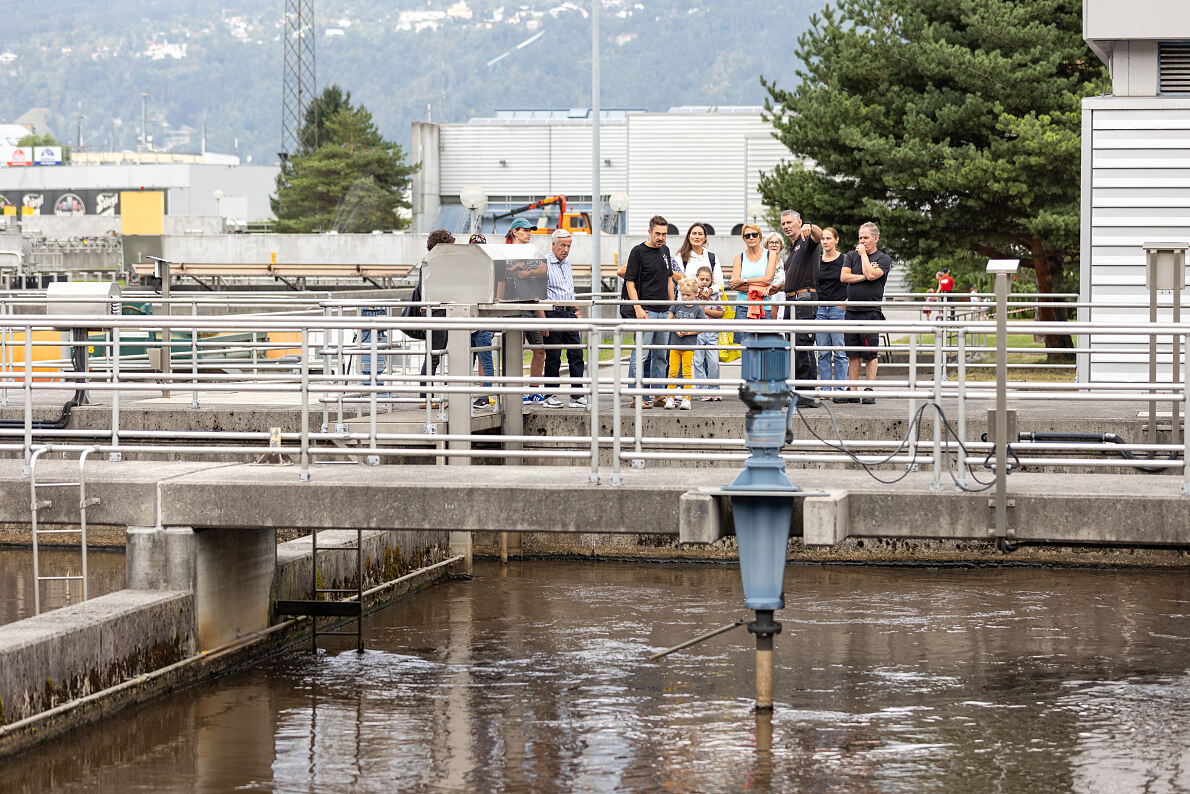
[
  {"left": 271, "top": 87, "right": 417, "bottom": 233},
  {"left": 759, "top": 0, "right": 1108, "bottom": 356}
]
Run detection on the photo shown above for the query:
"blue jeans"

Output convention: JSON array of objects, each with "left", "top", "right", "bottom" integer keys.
[
  {"left": 471, "top": 330, "right": 494, "bottom": 388},
  {"left": 628, "top": 310, "right": 669, "bottom": 399},
  {"left": 815, "top": 304, "right": 847, "bottom": 387},
  {"left": 692, "top": 331, "right": 720, "bottom": 390}
]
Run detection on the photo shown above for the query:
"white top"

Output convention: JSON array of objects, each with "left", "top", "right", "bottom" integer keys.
[{"left": 678, "top": 249, "right": 725, "bottom": 288}]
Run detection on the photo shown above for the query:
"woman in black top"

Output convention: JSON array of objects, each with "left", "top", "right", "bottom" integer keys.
[{"left": 815, "top": 227, "right": 848, "bottom": 389}]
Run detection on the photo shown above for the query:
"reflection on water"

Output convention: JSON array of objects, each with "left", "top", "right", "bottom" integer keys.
[
  {"left": 6, "top": 562, "right": 1190, "bottom": 792},
  {"left": 0, "top": 546, "right": 125, "bottom": 625}
]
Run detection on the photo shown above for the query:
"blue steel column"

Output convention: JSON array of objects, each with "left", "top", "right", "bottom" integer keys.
[{"left": 725, "top": 331, "right": 799, "bottom": 711}]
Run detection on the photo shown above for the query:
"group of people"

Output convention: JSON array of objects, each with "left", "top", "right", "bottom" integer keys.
[
  {"left": 407, "top": 208, "right": 895, "bottom": 409},
  {"left": 618, "top": 212, "right": 892, "bottom": 408}
]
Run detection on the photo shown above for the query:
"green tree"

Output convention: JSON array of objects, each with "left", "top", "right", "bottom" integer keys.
[
  {"left": 297, "top": 85, "right": 351, "bottom": 154},
  {"left": 271, "top": 89, "right": 417, "bottom": 233},
  {"left": 759, "top": 0, "right": 1108, "bottom": 357}
]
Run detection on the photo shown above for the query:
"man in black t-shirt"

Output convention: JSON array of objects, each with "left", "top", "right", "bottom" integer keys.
[
  {"left": 838, "top": 222, "right": 893, "bottom": 404},
  {"left": 621, "top": 215, "right": 675, "bottom": 407},
  {"left": 780, "top": 209, "right": 822, "bottom": 409}
]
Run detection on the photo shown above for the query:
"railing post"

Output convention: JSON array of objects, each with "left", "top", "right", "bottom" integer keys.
[
  {"left": 955, "top": 329, "right": 968, "bottom": 490},
  {"left": 612, "top": 327, "right": 623, "bottom": 485},
  {"left": 931, "top": 328, "right": 943, "bottom": 490},
  {"left": 367, "top": 322, "right": 379, "bottom": 465},
  {"left": 110, "top": 325, "right": 121, "bottom": 461},
  {"left": 1183, "top": 331, "right": 1189, "bottom": 495},
  {"left": 632, "top": 323, "right": 644, "bottom": 469},
  {"left": 22, "top": 327, "right": 31, "bottom": 475},
  {"left": 906, "top": 330, "right": 918, "bottom": 470},
  {"left": 299, "top": 327, "right": 311, "bottom": 481},
  {"left": 588, "top": 320, "right": 600, "bottom": 484},
  {"left": 191, "top": 300, "right": 199, "bottom": 408}
]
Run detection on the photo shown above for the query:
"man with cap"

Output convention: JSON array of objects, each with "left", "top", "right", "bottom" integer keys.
[{"left": 506, "top": 217, "right": 548, "bottom": 402}]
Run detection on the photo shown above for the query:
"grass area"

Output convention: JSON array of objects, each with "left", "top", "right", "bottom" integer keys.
[{"left": 892, "top": 331, "right": 1075, "bottom": 382}]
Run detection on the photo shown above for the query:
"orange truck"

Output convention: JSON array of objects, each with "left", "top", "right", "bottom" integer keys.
[{"left": 494, "top": 195, "right": 592, "bottom": 236}]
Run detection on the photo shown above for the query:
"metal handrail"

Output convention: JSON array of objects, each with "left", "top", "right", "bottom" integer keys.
[{"left": 0, "top": 302, "right": 1188, "bottom": 489}]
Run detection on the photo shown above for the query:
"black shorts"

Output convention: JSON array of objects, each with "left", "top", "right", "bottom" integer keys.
[{"left": 844, "top": 331, "right": 881, "bottom": 361}]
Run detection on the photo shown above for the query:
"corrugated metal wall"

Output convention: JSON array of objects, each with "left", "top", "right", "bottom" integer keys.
[
  {"left": 436, "top": 110, "right": 793, "bottom": 236},
  {"left": 1082, "top": 97, "right": 1190, "bottom": 382}
]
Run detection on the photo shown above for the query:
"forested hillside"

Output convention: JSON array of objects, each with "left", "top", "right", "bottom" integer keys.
[{"left": 2, "top": 0, "right": 816, "bottom": 164}]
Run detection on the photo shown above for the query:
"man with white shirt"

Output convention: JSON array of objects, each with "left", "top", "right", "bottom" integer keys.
[{"left": 541, "top": 229, "right": 587, "bottom": 408}]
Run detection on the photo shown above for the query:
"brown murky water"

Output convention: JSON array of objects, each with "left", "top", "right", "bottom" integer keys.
[
  {"left": 6, "top": 560, "right": 1190, "bottom": 793},
  {"left": 0, "top": 547, "right": 125, "bottom": 625}
]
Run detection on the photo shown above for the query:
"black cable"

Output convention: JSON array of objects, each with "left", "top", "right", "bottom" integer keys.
[
  {"left": 792, "top": 397, "right": 1001, "bottom": 492},
  {"left": 0, "top": 329, "right": 88, "bottom": 430}
]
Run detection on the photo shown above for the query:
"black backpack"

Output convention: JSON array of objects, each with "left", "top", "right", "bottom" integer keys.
[{"left": 401, "top": 272, "right": 427, "bottom": 340}]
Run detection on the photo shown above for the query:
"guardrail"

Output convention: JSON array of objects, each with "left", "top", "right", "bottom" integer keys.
[{"left": 0, "top": 293, "right": 1185, "bottom": 493}]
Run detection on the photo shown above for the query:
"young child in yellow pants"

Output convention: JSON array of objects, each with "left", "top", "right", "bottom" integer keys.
[{"left": 664, "top": 277, "right": 706, "bottom": 410}]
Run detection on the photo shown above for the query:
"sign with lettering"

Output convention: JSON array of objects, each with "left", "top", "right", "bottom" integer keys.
[
  {"left": 5, "top": 147, "right": 32, "bottom": 167},
  {"left": 34, "top": 146, "right": 62, "bottom": 165}
]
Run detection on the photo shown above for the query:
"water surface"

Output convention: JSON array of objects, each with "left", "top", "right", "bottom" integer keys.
[
  {"left": 0, "top": 546, "right": 125, "bottom": 625},
  {"left": 7, "top": 561, "right": 1190, "bottom": 793}
]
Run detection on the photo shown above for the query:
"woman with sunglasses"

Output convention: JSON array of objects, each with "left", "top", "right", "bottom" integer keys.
[{"left": 729, "top": 223, "right": 778, "bottom": 319}]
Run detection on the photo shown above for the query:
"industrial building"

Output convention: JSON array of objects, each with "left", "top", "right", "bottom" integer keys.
[
  {"left": 410, "top": 106, "right": 794, "bottom": 237},
  {"left": 0, "top": 158, "right": 279, "bottom": 224},
  {"left": 1081, "top": 0, "right": 1190, "bottom": 382}
]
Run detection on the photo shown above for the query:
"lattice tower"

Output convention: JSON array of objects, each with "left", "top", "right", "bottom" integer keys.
[{"left": 280, "top": 0, "right": 316, "bottom": 159}]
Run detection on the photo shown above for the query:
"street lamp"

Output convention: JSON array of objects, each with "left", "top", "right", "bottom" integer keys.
[
  {"left": 213, "top": 189, "right": 224, "bottom": 219},
  {"left": 609, "top": 191, "right": 629, "bottom": 272},
  {"left": 460, "top": 184, "right": 487, "bottom": 235},
  {"left": 747, "top": 201, "right": 764, "bottom": 225}
]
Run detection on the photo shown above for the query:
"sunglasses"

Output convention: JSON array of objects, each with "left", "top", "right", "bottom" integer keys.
[{"left": 743, "top": 232, "right": 760, "bottom": 239}]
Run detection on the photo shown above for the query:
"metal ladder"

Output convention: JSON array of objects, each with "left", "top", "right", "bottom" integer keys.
[
  {"left": 275, "top": 526, "right": 365, "bottom": 652},
  {"left": 29, "top": 447, "right": 100, "bottom": 615}
]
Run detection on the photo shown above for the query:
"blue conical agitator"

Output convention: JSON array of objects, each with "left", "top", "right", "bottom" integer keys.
[{"left": 726, "top": 331, "right": 800, "bottom": 611}]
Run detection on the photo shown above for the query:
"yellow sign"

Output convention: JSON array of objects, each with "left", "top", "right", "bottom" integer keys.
[
  {"left": 119, "top": 190, "right": 165, "bottom": 235},
  {"left": 1, "top": 206, "right": 13, "bottom": 216}
]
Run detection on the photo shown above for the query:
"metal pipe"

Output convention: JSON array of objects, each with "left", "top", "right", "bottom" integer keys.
[
  {"left": 588, "top": 321, "right": 599, "bottom": 483},
  {"left": 956, "top": 329, "right": 967, "bottom": 489},
  {"left": 647, "top": 619, "right": 745, "bottom": 661},
  {"left": 299, "top": 327, "right": 310, "bottom": 481},
  {"left": 994, "top": 271, "right": 1010, "bottom": 539}
]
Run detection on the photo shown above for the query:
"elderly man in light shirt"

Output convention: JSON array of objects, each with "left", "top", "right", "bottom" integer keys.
[{"left": 540, "top": 229, "right": 587, "bottom": 408}]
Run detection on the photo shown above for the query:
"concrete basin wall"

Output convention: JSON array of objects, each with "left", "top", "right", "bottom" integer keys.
[{"left": 0, "top": 590, "right": 193, "bottom": 726}]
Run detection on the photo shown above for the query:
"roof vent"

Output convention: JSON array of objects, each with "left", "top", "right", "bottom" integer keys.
[{"left": 1160, "top": 42, "right": 1190, "bottom": 94}]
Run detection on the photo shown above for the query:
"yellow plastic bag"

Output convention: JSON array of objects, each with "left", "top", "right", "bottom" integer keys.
[{"left": 718, "top": 306, "right": 741, "bottom": 363}]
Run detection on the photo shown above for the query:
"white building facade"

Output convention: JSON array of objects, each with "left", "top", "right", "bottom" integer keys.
[
  {"left": 411, "top": 106, "right": 794, "bottom": 238},
  {"left": 1081, "top": 0, "right": 1190, "bottom": 382}
]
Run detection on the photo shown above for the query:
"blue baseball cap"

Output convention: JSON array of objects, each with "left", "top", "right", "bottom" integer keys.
[{"left": 508, "top": 217, "right": 537, "bottom": 231}]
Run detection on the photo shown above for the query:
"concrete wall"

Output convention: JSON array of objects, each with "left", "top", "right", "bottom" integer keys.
[{"left": 0, "top": 590, "right": 193, "bottom": 725}]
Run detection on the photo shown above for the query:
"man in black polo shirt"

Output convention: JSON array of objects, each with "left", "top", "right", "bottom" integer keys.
[
  {"left": 839, "top": 221, "right": 893, "bottom": 404},
  {"left": 780, "top": 210, "right": 822, "bottom": 409},
  {"left": 622, "top": 215, "right": 675, "bottom": 407}
]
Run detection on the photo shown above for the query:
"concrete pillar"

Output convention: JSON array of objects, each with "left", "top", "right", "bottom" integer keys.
[
  {"left": 411, "top": 122, "right": 441, "bottom": 234},
  {"left": 126, "top": 525, "right": 276, "bottom": 650},
  {"left": 449, "top": 530, "right": 472, "bottom": 578}
]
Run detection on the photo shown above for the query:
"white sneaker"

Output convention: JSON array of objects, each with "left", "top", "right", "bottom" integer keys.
[
  {"left": 544, "top": 395, "right": 564, "bottom": 408},
  {"left": 569, "top": 396, "right": 588, "bottom": 408},
  {"left": 664, "top": 397, "right": 677, "bottom": 410},
  {"left": 679, "top": 397, "right": 692, "bottom": 410}
]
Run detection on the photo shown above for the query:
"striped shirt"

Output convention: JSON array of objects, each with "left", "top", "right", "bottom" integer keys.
[{"left": 545, "top": 250, "right": 576, "bottom": 302}]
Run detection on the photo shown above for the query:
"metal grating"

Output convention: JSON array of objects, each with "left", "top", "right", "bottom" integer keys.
[{"left": 1159, "top": 42, "right": 1190, "bottom": 95}]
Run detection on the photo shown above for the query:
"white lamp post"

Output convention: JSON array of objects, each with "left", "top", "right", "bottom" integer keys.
[
  {"left": 213, "top": 189, "right": 224, "bottom": 219},
  {"left": 609, "top": 191, "right": 629, "bottom": 275},
  {"left": 986, "top": 258, "right": 1020, "bottom": 540},
  {"left": 460, "top": 184, "right": 487, "bottom": 236},
  {"left": 747, "top": 201, "right": 764, "bottom": 226}
]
